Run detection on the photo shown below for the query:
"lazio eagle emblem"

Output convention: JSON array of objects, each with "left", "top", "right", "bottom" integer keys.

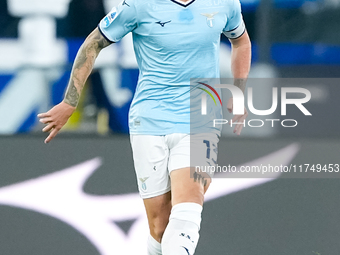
[{"left": 201, "top": 12, "right": 219, "bottom": 28}]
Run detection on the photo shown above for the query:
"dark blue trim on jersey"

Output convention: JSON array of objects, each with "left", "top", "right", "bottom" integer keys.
[
  {"left": 224, "top": 23, "right": 246, "bottom": 40},
  {"left": 170, "top": 0, "right": 196, "bottom": 8},
  {"left": 97, "top": 25, "right": 116, "bottom": 44},
  {"left": 229, "top": 29, "right": 246, "bottom": 40},
  {"left": 225, "top": 25, "right": 239, "bottom": 33}
]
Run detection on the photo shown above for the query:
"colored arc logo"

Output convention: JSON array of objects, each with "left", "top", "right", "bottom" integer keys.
[{"left": 197, "top": 82, "right": 222, "bottom": 106}]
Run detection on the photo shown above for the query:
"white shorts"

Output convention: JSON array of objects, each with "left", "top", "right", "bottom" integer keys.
[{"left": 130, "top": 133, "right": 219, "bottom": 199}]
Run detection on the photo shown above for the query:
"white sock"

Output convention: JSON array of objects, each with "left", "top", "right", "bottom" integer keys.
[
  {"left": 161, "top": 203, "right": 203, "bottom": 255},
  {"left": 147, "top": 234, "right": 162, "bottom": 255}
]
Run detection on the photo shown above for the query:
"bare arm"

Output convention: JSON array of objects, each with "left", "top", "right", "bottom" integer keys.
[
  {"left": 64, "top": 28, "right": 112, "bottom": 107},
  {"left": 229, "top": 30, "right": 251, "bottom": 93},
  {"left": 227, "top": 30, "right": 251, "bottom": 135},
  {"left": 38, "top": 28, "right": 112, "bottom": 143}
]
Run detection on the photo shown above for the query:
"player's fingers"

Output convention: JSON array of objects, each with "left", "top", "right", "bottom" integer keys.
[
  {"left": 231, "top": 114, "right": 242, "bottom": 125},
  {"left": 45, "top": 128, "right": 59, "bottom": 144},
  {"left": 233, "top": 113, "right": 247, "bottom": 135},
  {"left": 232, "top": 109, "right": 248, "bottom": 123},
  {"left": 233, "top": 123, "right": 241, "bottom": 134},
  {"left": 37, "top": 112, "right": 50, "bottom": 118},
  {"left": 39, "top": 117, "right": 53, "bottom": 124},
  {"left": 243, "top": 110, "right": 248, "bottom": 119},
  {"left": 42, "top": 123, "right": 55, "bottom": 133},
  {"left": 235, "top": 123, "right": 244, "bottom": 135},
  {"left": 237, "top": 113, "right": 249, "bottom": 134},
  {"left": 230, "top": 115, "right": 238, "bottom": 127}
]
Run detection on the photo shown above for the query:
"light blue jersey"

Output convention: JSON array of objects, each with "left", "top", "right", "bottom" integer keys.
[{"left": 98, "top": 0, "right": 245, "bottom": 136}]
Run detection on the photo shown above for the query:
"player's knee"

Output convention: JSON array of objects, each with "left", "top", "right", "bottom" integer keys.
[
  {"left": 149, "top": 215, "right": 169, "bottom": 241},
  {"left": 153, "top": 225, "right": 166, "bottom": 241},
  {"left": 173, "top": 186, "right": 205, "bottom": 205}
]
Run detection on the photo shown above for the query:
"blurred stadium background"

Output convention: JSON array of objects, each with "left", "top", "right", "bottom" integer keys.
[{"left": 0, "top": 0, "right": 340, "bottom": 254}]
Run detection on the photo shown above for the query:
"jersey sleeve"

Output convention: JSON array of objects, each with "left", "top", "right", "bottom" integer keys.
[
  {"left": 98, "top": 0, "right": 137, "bottom": 43},
  {"left": 223, "top": 0, "right": 245, "bottom": 39}
]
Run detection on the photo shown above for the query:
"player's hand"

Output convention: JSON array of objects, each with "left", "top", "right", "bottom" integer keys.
[
  {"left": 227, "top": 97, "right": 248, "bottom": 136},
  {"left": 37, "top": 101, "right": 76, "bottom": 144}
]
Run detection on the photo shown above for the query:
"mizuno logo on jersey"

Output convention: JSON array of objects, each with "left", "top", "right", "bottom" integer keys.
[
  {"left": 201, "top": 12, "right": 218, "bottom": 28},
  {"left": 122, "top": 0, "right": 130, "bottom": 7},
  {"left": 155, "top": 20, "right": 172, "bottom": 27}
]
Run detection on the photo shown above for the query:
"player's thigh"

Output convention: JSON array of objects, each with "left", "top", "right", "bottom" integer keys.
[
  {"left": 130, "top": 134, "right": 171, "bottom": 199},
  {"left": 170, "top": 167, "right": 211, "bottom": 206},
  {"left": 168, "top": 133, "right": 218, "bottom": 206}
]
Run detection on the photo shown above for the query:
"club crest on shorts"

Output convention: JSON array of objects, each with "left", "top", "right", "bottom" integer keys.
[
  {"left": 139, "top": 177, "right": 149, "bottom": 191},
  {"left": 201, "top": 12, "right": 218, "bottom": 28}
]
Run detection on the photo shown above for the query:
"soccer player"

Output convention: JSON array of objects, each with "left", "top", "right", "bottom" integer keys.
[{"left": 38, "top": 0, "right": 251, "bottom": 253}]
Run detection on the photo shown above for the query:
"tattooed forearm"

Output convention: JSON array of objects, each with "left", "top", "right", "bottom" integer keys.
[
  {"left": 234, "top": 78, "right": 247, "bottom": 94},
  {"left": 63, "top": 28, "right": 112, "bottom": 107},
  {"left": 63, "top": 82, "right": 79, "bottom": 107}
]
